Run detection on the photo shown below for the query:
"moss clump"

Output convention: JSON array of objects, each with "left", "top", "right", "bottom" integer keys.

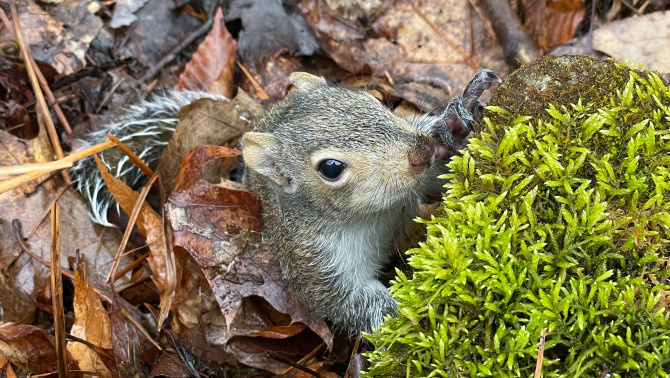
[{"left": 365, "top": 56, "right": 670, "bottom": 377}]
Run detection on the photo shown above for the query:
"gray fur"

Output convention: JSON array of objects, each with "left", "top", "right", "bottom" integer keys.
[
  {"left": 70, "top": 90, "right": 227, "bottom": 226},
  {"left": 242, "top": 76, "right": 435, "bottom": 334}
]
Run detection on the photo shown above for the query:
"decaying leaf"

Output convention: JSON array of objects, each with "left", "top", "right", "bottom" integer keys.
[
  {"left": 176, "top": 8, "right": 238, "bottom": 98},
  {"left": 167, "top": 145, "right": 333, "bottom": 373},
  {"left": 0, "top": 128, "right": 124, "bottom": 323},
  {"left": 67, "top": 266, "right": 115, "bottom": 377},
  {"left": 156, "top": 90, "right": 261, "bottom": 197},
  {"left": 0, "top": 324, "right": 76, "bottom": 374},
  {"left": 593, "top": 11, "right": 670, "bottom": 73},
  {"left": 93, "top": 154, "right": 177, "bottom": 329},
  {"left": 297, "top": 0, "right": 509, "bottom": 112},
  {"left": 522, "top": 0, "right": 586, "bottom": 50}
]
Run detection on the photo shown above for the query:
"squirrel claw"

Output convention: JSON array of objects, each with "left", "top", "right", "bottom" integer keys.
[{"left": 434, "top": 69, "right": 501, "bottom": 156}]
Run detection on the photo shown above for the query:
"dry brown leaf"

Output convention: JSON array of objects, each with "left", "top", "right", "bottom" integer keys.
[
  {"left": 93, "top": 154, "right": 177, "bottom": 329},
  {"left": 593, "top": 11, "right": 670, "bottom": 73},
  {"left": 156, "top": 91, "right": 261, "bottom": 197},
  {"left": 176, "top": 8, "right": 238, "bottom": 98},
  {"left": 0, "top": 2, "right": 103, "bottom": 74},
  {"left": 0, "top": 352, "right": 18, "bottom": 378},
  {"left": 0, "top": 324, "right": 77, "bottom": 374},
  {"left": 297, "top": 0, "right": 509, "bottom": 112},
  {"left": 0, "top": 128, "right": 124, "bottom": 323},
  {"left": 67, "top": 266, "right": 115, "bottom": 378},
  {"left": 167, "top": 145, "right": 333, "bottom": 373},
  {"left": 110, "top": 291, "right": 146, "bottom": 374},
  {"left": 522, "top": 0, "right": 586, "bottom": 50}
]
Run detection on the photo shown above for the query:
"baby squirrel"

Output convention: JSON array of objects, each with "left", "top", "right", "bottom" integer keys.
[{"left": 72, "top": 70, "right": 500, "bottom": 334}]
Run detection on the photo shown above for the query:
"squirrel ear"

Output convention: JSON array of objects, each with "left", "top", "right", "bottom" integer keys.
[
  {"left": 289, "top": 72, "right": 327, "bottom": 91},
  {"left": 242, "top": 132, "right": 296, "bottom": 193}
]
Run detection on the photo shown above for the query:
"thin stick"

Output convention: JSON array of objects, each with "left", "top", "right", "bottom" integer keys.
[
  {"left": 49, "top": 202, "right": 68, "bottom": 377},
  {"left": 26, "top": 185, "right": 69, "bottom": 241},
  {"left": 138, "top": 1, "right": 222, "bottom": 84},
  {"left": 8, "top": 2, "right": 70, "bottom": 184},
  {"left": 282, "top": 342, "right": 326, "bottom": 375},
  {"left": 12, "top": 219, "right": 163, "bottom": 352},
  {"left": 105, "top": 170, "right": 159, "bottom": 283},
  {"left": 0, "top": 139, "right": 116, "bottom": 195},
  {"left": 106, "top": 134, "right": 155, "bottom": 179},
  {"left": 236, "top": 60, "right": 269, "bottom": 100},
  {"left": 0, "top": 161, "right": 73, "bottom": 176},
  {"left": 266, "top": 350, "right": 323, "bottom": 378},
  {"left": 343, "top": 337, "right": 362, "bottom": 378},
  {"left": 0, "top": 8, "right": 72, "bottom": 135},
  {"left": 113, "top": 251, "right": 149, "bottom": 282},
  {"left": 534, "top": 328, "right": 546, "bottom": 378}
]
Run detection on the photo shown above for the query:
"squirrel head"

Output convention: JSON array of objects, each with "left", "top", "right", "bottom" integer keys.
[{"left": 242, "top": 72, "right": 434, "bottom": 219}]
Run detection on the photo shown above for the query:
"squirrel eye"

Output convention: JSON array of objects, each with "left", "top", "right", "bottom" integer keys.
[{"left": 318, "top": 159, "right": 346, "bottom": 180}]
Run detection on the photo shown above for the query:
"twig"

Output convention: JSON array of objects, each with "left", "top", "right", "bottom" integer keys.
[
  {"left": 12, "top": 219, "right": 163, "bottom": 352},
  {"left": 343, "top": 337, "right": 362, "bottom": 378},
  {"left": 534, "top": 328, "right": 546, "bottom": 378},
  {"left": 104, "top": 170, "right": 159, "bottom": 283},
  {"left": 26, "top": 185, "right": 69, "bottom": 241},
  {"left": 281, "top": 342, "right": 326, "bottom": 375},
  {"left": 0, "top": 139, "right": 116, "bottom": 195},
  {"left": 236, "top": 60, "right": 270, "bottom": 100},
  {"left": 7, "top": 1, "right": 70, "bottom": 183},
  {"left": 479, "top": 0, "right": 541, "bottom": 67},
  {"left": 113, "top": 251, "right": 149, "bottom": 282},
  {"left": 0, "top": 7, "right": 73, "bottom": 135},
  {"left": 49, "top": 202, "right": 68, "bottom": 377},
  {"left": 266, "top": 350, "right": 323, "bottom": 378},
  {"left": 0, "top": 161, "right": 73, "bottom": 176},
  {"left": 106, "top": 134, "right": 155, "bottom": 182},
  {"left": 139, "top": 0, "right": 223, "bottom": 84}
]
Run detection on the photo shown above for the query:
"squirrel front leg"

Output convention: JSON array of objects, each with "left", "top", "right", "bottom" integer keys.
[
  {"left": 412, "top": 69, "right": 500, "bottom": 200},
  {"left": 412, "top": 69, "right": 501, "bottom": 159}
]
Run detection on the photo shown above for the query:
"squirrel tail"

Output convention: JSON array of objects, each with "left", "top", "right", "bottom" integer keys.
[{"left": 70, "top": 90, "right": 228, "bottom": 227}]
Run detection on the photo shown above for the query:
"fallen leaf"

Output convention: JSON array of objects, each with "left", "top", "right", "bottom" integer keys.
[
  {"left": 0, "top": 352, "right": 17, "bottom": 378},
  {"left": 176, "top": 8, "right": 238, "bottom": 98},
  {"left": 109, "top": 0, "right": 149, "bottom": 28},
  {"left": 0, "top": 324, "right": 76, "bottom": 374},
  {"left": 0, "top": 2, "right": 103, "bottom": 74},
  {"left": 522, "top": 0, "right": 586, "bottom": 50},
  {"left": 67, "top": 266, "right": 115, "bottom": 378},
  {"left": 110, "top": 291, "right": 147, "bottom": 375},
  {"left": 156, "top": 90, "right": 261, "bottom": 197},
  {"left": 593, "top": 11, "right": 670, "bottom": 73},
  {"left": 0, "top": 129, "right": 125, "bottom": 323},
  {"left": 297, "top": 0, "right": 509, "bottom": 112},
  {"left": 93, "top": 154, "right": 177, "bottom": 329},
  {"left": 167, "top": 145, "right": 333, "bottom": 373}
]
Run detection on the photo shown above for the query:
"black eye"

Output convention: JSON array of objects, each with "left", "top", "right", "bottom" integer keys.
[{"left": 318, "top": 159, "right": 346, "bottom": 180}]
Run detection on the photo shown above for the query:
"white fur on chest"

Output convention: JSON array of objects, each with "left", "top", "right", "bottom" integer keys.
[{"left": 319, "top": 204, "right": 414, "bottom": 289}]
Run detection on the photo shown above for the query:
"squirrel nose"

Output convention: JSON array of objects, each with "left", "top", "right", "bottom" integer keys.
[{"left": 408, "top": 136, "right": 434, "bottom": 174}]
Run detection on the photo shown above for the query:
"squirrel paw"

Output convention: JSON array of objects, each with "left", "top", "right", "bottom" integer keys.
[{"left": 435, "top": 69, "right": 501, "bottom": 158}]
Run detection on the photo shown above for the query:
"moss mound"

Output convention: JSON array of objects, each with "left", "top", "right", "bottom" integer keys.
[{"left": 365, "top": 56, "right": 670, "bottom": 377}]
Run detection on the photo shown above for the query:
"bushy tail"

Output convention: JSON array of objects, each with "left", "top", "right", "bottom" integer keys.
[{"left": 70, "top": 90, "right": 228, "bottom": 226}]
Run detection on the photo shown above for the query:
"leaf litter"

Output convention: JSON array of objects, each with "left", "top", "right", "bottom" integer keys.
[{"left": 0, "top": 0, "right": 663, "bottom": 376}]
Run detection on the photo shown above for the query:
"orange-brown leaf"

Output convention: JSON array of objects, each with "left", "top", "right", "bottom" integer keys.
[
  {"left": 167, "top": 145, "right": 333, "bottom": 372},
  {"left": 93, "top": 154, "right": 177, "bottom": 329},
  {"left": 67, "top": 266, "right": 114, "bottom": 377},
  {"left": 523, "top": 0, "right": 586, "bottom": 50},
  {"left": 0, "top": 324, "right": 76, "bottom": 374},
  {"left": 176, "top": 8, "right": 237, "bottom": 98}
]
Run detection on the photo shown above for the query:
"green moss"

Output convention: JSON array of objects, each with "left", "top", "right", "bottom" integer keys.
[{"left": 364, "top": 56, "right": 670, "bottom": 377}]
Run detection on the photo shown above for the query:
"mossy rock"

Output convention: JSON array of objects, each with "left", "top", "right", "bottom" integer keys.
[{"left": 364, "top": 56, "right": 670, "bottom": 377}]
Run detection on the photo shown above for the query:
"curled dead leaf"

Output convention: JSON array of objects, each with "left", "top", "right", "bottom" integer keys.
[{"left": 167, "top": 144, "right": 333, "bottom": 373}]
